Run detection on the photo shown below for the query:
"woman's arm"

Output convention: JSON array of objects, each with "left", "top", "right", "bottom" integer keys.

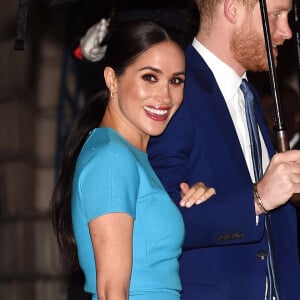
[{"left": 89, "top": 213, "right": 134, "bottom": 300}]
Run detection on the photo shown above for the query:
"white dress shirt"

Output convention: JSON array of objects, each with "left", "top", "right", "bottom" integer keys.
[{"left": 192, "top": 38, "right": 270, "bottom": 182}]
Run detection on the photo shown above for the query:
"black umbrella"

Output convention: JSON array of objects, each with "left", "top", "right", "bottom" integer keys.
[{"left": 259, "top": 0, "right": 291, "bottom": 152}]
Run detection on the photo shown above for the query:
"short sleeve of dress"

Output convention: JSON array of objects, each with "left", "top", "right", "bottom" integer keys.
[{"left": 79, "top": 142, "right": 139, "bottom": 222}]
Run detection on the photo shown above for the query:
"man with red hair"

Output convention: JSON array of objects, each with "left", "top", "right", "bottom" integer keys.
[{"left": 148, "top": 0, "right": 300, "bottom": 299}]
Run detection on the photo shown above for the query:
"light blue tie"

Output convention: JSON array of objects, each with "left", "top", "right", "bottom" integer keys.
[{"left": 240, "top": 79, "right": 280, "bottom": 300}]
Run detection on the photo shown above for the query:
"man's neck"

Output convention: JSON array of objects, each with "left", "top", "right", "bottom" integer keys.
[{"left": 195, "top": 31, "right": 246, "bottom": 77}]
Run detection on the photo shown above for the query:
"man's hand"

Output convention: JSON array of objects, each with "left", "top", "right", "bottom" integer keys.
[{"left": 256, "top": 150, "right": 300, "bottom": 212}]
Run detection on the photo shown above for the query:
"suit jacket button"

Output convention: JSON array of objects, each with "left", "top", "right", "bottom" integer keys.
[{"left": 257, "top": 250, "right": 267, "bottom": 260}]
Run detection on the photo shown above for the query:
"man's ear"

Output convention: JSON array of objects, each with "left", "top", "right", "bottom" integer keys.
[
  {"left": 224, "top": 0, "right": 239, "bottom": 24},
  {"left": 104, "top": 66, "right": 118, "bottom": 94}
]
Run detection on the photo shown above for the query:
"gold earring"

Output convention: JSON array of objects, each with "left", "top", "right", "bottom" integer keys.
[{"left": 110, "top": 91, "right": 116, "bottom": 98}]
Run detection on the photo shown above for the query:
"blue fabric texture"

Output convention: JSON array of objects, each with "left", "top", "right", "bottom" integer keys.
[
  {"left": 148, "top": 45, "right": 300, "bottom": 300},
  {"left": 241, "top": 79, "right": 263, "bottom": 180},
  {"left": 72, "top": 128, "right": 185, "bottom": 300},
  {"left": 241, "top": 79, "right": 280, "bottom": 299}
]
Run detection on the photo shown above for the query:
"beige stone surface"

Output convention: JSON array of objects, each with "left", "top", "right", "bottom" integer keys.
[
  {"left": 0, "top": 160, "right": 34, "bottom": 215},
  {"left": 34, "top": 166, "right": 55, "bottom": 212},
  {"left": 0, "top": 2, "right": 67, "bottom": 299},
  {"left": 0, "top": 39, "right": 31, "bottom": 96},
  {"left": 36, "top": 65, "right": 61, "bottom": 110},
  {"left": 34, "top": 115, "right": 57, "bottom": 163},
  {"left": 0, "top": 98, "right": 34, "bottom": 155},
  {"left": 34, "top": 219, "right": 65, "bottom": 273}
]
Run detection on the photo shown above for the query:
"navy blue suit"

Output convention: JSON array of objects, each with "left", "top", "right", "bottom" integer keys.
[{"left": 148, "top": 45, "right": 300, "bottom": 299}]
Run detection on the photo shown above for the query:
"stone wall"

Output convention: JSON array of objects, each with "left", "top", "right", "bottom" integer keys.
[{"left": 0, "top": 1, "right": 68, "bottom": 299}]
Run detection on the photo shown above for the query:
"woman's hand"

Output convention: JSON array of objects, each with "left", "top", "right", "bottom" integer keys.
[{"left": 179, "top": 182, "right": 216, "bottom": 208}]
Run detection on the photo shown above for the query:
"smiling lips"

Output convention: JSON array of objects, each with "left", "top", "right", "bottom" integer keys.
[{"left": 144, "top": 106, "right": 169, "bottom": 121}]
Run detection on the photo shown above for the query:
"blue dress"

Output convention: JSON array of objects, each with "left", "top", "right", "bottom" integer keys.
[{"left": 72, "top": 128, "right": 185, "bottom": 300}]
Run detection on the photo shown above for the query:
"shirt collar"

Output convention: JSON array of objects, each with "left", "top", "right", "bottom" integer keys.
[{"left": 192, "top": 38, "right": 246, "bottom": 102}]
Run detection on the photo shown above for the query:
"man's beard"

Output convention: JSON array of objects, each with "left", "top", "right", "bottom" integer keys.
[{"left": 230, "top": 21, "right": 272, "bottom": 72}]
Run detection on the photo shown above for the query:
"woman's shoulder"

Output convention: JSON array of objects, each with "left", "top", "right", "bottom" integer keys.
[
  {"left": 78, "top": 128, "right": 139, "bottom": 170},
  {"left": 89, "top": 128, "right": 136, "bottom": 156},
  {"left": 75, "top": 128, "right": 141, "bottom": 184}
]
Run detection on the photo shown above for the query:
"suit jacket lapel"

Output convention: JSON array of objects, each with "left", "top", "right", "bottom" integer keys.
[{"left": 186, "top": 45, "right": 251, "bottom": 179}]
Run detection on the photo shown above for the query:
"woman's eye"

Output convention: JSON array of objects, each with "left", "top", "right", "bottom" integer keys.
[
  {"left": 142, "top": 74, "right": 156, "bottom": 82},
  {"left": 171, "top": 77, "right": 185, "bottom": 85}
]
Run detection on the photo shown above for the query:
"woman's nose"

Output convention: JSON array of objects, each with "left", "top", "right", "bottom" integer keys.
[{"left": 155, "top": 86, "right": 172, "bottom": 104}]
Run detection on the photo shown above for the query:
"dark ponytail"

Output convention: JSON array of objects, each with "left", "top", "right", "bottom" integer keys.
[{"left": 50, "top": 91, "right": 108, "bottom": 268}]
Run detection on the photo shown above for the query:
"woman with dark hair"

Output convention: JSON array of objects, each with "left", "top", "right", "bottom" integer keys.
[{"left": 50, "top": 20, "right": 215, "bottom": 300}]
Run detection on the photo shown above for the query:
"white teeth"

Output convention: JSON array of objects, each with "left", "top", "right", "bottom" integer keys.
[
  {"left": 272, "top": 45, "right": 277, "bottom": 48},
  {"left": 144, "top": 106, "right": 168, "bottom": 115}
]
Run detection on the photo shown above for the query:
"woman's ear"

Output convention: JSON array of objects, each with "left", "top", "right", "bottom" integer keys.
[
  {"left": 104, "top": 66, "right": 118, "bottom": 95},
  {"left": 224, "top": 0, "right": 239, "bottom": 24}
]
